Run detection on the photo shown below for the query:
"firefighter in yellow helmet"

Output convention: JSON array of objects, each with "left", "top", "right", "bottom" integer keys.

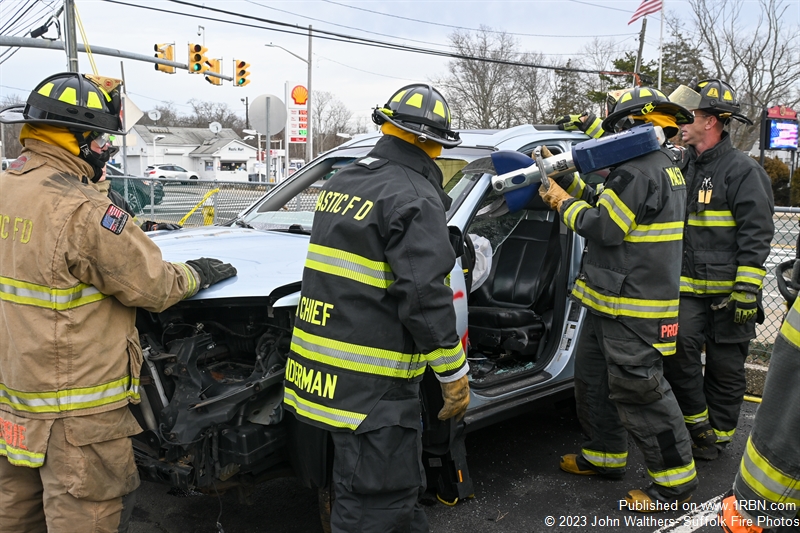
[
  {"left": 282, "top": 84, "right": 468, "bottom": 532},
  {"left": 0, "top": 72, "right": 236, "bottom": 533},
  {"left": 541, "top": 87, "right": 700, "bottom": 510},
  {"left": 665, "top": 79, "right": 774, "bottom": 461}
]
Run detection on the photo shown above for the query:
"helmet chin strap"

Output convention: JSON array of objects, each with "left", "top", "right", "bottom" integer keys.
[{"left": 72, "top": 131, "right": 110, "bottom": 182}]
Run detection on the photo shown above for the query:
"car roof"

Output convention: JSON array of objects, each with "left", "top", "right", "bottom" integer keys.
[{"left": 329, "top": 125, "right": 587, "bottom": 154}]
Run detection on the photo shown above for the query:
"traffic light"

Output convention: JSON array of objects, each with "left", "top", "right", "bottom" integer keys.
[
  {"left": 188, "top": 43, "right": 209, "bottom": 74},
  {"left": 154, "top": 43, "right": 175, "bottom": 74},
  {"left": 204, "top": 58, "right": 222, "bottom": 86},
  {"left": 234, "top": 59, "right": 250, "bottom": 87}
]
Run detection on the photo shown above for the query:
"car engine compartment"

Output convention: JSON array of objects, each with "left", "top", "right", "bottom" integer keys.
[{"left": 131, "top": 298, "right": 295, "bottom": 495}]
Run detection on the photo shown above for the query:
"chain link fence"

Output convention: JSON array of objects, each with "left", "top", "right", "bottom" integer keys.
[
  {"left": 753, "top": 207, "right": 799, "bottom": 362},
  {"left": 111, "top": 177, "right": 275, "bottom": 226},
  {"left": 111, "top": 177, "right": 798, "bottom": 362}
]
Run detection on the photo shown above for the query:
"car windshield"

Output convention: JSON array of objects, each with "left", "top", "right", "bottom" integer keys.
[{"left": 239, "top": 143, "right": 490, "bottom": 232}]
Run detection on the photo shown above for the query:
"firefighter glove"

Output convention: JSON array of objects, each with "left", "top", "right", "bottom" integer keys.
[
  {"left": 729, "top": 291, "right": 757, "bottom": 324},
  {"left": 539, "top": 145, "right": 553, "bottom": 158},
  {"left": 438, "top": 374, "right": 470, "bottom": 421},
  {"left": 186, "top": 258, "right": 237, "bottom": 289},
  {"left": 556, "top": 113, "right": 586, "bottom": 132},
  {"left": 539, "top": 178, "right": 572, "bottom": 212},
  {"left": 141, "top": 221, "right": 182, "bottom": 232}
]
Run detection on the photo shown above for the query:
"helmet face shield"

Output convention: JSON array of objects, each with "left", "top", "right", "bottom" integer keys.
[
  {"left": 667, "top": 85, "right": 703, "bottom": 112},
  {"left": 372, "top": 84, "right": 462, "bottom": 148}
]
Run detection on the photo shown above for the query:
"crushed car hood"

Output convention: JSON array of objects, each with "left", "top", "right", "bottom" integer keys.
[{"left": 150, "top": 226, "right": 309, "bottom": 300}]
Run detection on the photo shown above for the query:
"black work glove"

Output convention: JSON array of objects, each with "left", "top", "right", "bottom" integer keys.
[
  {"left": 186, "top": 258, "right": 237, "bottom": 289},
  {"left": 141, "top": 220, "right": 183, "bottom": 232}
]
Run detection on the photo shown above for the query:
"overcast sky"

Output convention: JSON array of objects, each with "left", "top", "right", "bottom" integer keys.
[{"left": 1, "top": 0, "right": 797, "bottom": 130}]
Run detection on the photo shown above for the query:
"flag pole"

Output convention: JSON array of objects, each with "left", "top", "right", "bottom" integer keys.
[{"left": 658, "top": 0, "right": 664, "bottom": 89}]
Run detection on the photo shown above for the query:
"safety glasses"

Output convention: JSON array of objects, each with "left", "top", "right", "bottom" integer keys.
[{"left": 90, "top": 132, "right": 116, "bottom": 149}]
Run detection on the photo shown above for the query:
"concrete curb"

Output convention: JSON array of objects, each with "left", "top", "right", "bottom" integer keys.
[{"left": 745, "top": 362, "right": 769, "bottom": 397}]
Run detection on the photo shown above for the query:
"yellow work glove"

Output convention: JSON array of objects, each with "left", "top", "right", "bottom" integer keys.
[
  {"left": 539, "top": 177, "right": 572, "bottom": 212},
  {"left": 438, "top": 374, "right": 470, "bottom": 421},
  {"left": 539, "top": 145, "right": 553, "bottom": 158},
  {"left": 729, "top": 291, "right": 758, "bottom": 324},
  {"left": 556, "top": 113, "right": 586, "bottom": 132}
]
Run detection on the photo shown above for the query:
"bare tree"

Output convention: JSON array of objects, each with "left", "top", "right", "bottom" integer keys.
[
  {"left": 138, "top": 102, "right": 183, "bottom": 127},
  {"left": 433, "top": 27, "right": 521, "bottom": 129},
  {"left": 184, "top": 99, "right": 245, "bottom": 132},
  {"left": 688, "top": 0, "right": 800, "bottom": 149},
  {"left": 313, "top": 91, "right": 353, "bottom": 154},
  {"left": 512, "top": 51, "right": 551, "bottom": 124}
]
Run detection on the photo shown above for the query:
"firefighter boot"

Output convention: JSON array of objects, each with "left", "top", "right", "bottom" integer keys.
[
  {"left": 689, "top": 423, "right": 719, "bottom": 461},
  {"left": 624, "top": 484, "right": 692, "bottom": 513},
  {"left": 560, "top": 454, "right": 625, "bottom": 480}
]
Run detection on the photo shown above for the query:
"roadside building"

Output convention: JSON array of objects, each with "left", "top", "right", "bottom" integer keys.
[{"left": 120, "top": 125, "right": 257, "bottom": 181}]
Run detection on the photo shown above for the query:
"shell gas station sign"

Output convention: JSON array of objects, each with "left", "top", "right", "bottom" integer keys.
[{"left": 285, "top": 81, "right": 308, "bottom": 144}]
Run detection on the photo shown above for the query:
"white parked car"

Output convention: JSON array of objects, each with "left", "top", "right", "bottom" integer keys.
[{"left": 145, "top": 163, "right": 199, "bottom": 180}]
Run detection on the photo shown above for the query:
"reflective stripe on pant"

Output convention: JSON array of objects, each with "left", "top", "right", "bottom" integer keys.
[
  {"left": 330, "top": 424, "right": 428, "bottom": 533},
  {"left": 0, "top": 417, "right": 139, "bottom": 533},
  {"left": 575, "top": 313, "right": 698, "bottom": 496},
  {"left": 664, "top": 296, "right": 750, "bottom": 442}
]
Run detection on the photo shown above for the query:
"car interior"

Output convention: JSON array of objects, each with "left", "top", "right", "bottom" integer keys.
[{"left": 462, "top": 143, "right": 572, "bottom": 387}]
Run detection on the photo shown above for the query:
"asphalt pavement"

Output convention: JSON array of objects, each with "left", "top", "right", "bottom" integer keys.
[{"left": 129, "top": 399, "right": 757, "bottom": 533}]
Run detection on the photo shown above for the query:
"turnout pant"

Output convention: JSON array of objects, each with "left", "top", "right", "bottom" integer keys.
[
  {"left": 330, "top": 387, "right": 429, "bottom": 533},
  {"left": 0, "top": 416, "right": 139, "bottom": 533},
  {"left": 664, "top": 295, "right": 751, "bottom": 444},
  {"left": 574, "top": 313, "right": 698, "bottom": 497}
]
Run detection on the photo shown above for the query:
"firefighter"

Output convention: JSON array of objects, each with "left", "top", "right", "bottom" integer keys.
[
  {"left": 282, "top": 84, "right": 469, "bottom": 532},
  {"left": 541, "top": 87, "right": 699, "bottom": 509},
  {"left": 0, "top": 72, "right": 236, "bottom": 533},
  {"left": 718, "top": 291, "right": 800, "bottom": 533},
  {"left": 665, "top": 79, "right": 774, "bottom": 461}
]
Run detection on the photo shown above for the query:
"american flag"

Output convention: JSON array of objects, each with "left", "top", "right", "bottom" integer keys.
[{"left": 628, "top": 0, "right": 662, "bottom": 25}]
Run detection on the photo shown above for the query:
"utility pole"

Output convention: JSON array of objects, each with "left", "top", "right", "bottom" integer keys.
[
  {"left": 633, "top": 17, "right": 647, "bottom": 87},
  {"left": 63, "top": 0, "right": 79, "bottom": 72},
  {"left": 307, "top": 25, "right": 313, "bottom": 162},
  {"left": 242, "top": 97, "right": 250, "bottom": 129}
]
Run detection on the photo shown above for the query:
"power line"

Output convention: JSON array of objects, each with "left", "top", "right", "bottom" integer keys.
[
  {"left": 315, "top": 54, "right": 413, "bottom": 81},
  {"left": 101, "top": 0, "right": 617, "bottom": 77},
  {"left": 244, "top": 0, "right": 452, "bottom": 50},
  {"left": 0, "top": 0, "right": 38, "bottom": 34},
  {"left": 0, "top": 1, "right": 60, "bottom": 65},
  {"left": 319, "top": 0, "right": 639, "bottom": 38}
]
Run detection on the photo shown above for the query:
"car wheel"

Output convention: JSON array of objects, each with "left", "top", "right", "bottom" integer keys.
[
  {"left": 158, "top": 176, "right": 166, "bottom": 180},
  {"left": 189, "top": 175, "right": 198, "bottom": 180}
]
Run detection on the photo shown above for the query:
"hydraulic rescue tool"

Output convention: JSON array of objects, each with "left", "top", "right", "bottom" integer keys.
[{"left": 462, "top": 123, "right": 663, "bottom": 204}]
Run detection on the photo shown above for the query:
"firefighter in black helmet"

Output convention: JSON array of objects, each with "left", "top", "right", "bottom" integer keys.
[
  {"left": 665, "top": 79, "right": 774, "bottom": 461},
  {"left": 0, "top": 72, "right": 235, "bottom": 533},
  {"left": 283, "top": 84, "right": 468, "bottom": 532},
  {"left": 541, "top": 86, "right": 699, "bottom": 510}
]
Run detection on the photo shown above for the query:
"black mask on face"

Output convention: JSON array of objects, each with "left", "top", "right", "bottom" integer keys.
[{"left": 73, "top": 131, "right": 111, "bottom": 182}]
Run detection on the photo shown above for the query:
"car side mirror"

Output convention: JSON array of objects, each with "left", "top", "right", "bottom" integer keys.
[{"left": 448, "top": 226, "right": 464, "bottom": 258}]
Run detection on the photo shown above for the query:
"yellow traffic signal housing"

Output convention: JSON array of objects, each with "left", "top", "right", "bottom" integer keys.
[
  {"left": 188, "top": 43, "right": 209, "bottom": 74},
  {"left": 204, "top": 59, "right": 222, "bottom": 86},
  {"left": 154, "top": 43, "right": 175, "bottom": 74},
  {"left": 234, "top": 59, "right": 250, "bottom": 87}
]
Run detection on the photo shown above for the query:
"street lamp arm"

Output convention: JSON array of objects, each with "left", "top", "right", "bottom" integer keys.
[{"left": 265, "top": 43, "right": 307, "bottom": 64}]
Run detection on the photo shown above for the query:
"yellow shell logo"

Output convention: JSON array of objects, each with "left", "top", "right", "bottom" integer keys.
[{"left": 291, "top": 85, "right": 308, "bottom": 105}]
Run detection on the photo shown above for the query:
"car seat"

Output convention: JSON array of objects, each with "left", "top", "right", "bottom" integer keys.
[{"left": 467, "top": 212, "right": 562, "bottom": 358}]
